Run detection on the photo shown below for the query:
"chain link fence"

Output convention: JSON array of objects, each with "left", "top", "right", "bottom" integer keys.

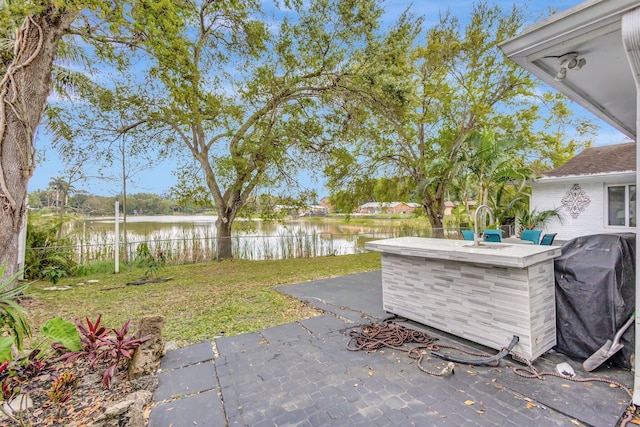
[{"left": 26, "top": 225, "right": 515, "bottom": 275}]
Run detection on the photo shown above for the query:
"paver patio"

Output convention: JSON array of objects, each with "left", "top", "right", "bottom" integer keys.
[{"left": 149, "top": 271, "right": 633, "bottom": 426}]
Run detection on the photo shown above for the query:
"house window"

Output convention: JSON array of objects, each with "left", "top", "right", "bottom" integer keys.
[{"left": 607, "top": 184, "right": 636, "bottom": 227}]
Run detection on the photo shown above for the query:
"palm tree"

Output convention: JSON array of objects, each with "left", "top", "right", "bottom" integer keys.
[
  {"left": 48, "top": 177, "right": 68, "bottom": 208},
  {"left": 516, "top": 207, "right": 564, "bottom": 231},
  {"left": 48, "top": 176, "right": 77, "bottom": 239},
  {"left": 462, "top": 129, "right": 531, "bottom": 207}
]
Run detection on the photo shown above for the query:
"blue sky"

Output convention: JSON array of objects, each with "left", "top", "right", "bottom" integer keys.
[{"left": 28, "top": 0, "right": 631, "bottom": 199}]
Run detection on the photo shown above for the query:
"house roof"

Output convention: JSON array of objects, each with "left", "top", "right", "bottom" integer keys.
[
  {"left": 542, "top": 142, "right": 636, "bottom": 178},
  {"left": 359, "top": 202, "right": 418, "bottom": 209}
]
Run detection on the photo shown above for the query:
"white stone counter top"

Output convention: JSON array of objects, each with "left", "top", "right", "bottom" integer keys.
[{"left": 365, "top": 237, "right": 562, "bottom": 268}]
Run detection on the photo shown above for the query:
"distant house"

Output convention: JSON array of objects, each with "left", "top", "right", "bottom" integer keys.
[
  {"left": 301, "top": 205, "right": 328, "bottom": 216},
  {"left": 444, "top": 201, "right": 475, "bottom": 216},
  {"left": 358, "top": 202, "right": 382, "bottom": 214},
  {"left": 444, "top": 201, "right": 455, "bottom": 216},
  {"left": 357, "top": 202, "right": 420, "bottom": 214},
  {"left": 276, "top": 204, "right": 328, "bottom": 217},
  {"left": 273, "top": 205, "right": 298, "bottom": 216},
  {"left": 530, "top": 142, "right": 636, "bottom": 241},
  {"left": 319, "top": 197, "right": 334, "bottom": 213}
]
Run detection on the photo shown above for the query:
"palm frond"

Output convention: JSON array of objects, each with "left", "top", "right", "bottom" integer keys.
[
  {"left": 51, "top": 65, "right": 97, "bottom": 99},
  {"left": 56, "top": 39, "right": 91, "bottom": 67},
  {"left": 0, "top": 37, "right": 13, "bottom": 54},
  {"left": 517, "top": 207, "right": 564, "bottom": 230},
  {"left": 0, "top": 264, "right": 31, "bottom": 353}
]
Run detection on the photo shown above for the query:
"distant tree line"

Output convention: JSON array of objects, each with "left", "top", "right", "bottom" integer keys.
[
  {"left": 28, "top": 184, "right": 320, "bottom": 217},
  {"left": 29, "top": 190, "right": 181, "bottom": 216}
]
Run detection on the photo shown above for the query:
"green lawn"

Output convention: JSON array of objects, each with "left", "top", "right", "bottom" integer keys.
[{"left": 24, "top": 252, "right": 381, "bottom": 347}]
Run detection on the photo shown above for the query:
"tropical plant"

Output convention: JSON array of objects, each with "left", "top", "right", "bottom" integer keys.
[
  {"left": 48, "top": 177, "right": 70, "bottom": 208},
  {"left": 0, "top": 349, "right": 52, "bottom": 423},
  {"left": 16, "top": 349, "right": 48, "bottom": 380},
  {"left": 0, "top": 361, "right": 17, "bottom": 402},
  {"left": 516, "top": 207, "right": 564, "bottom": 231},
  {"left": 99, "top": 320, "right": 150, "bottom": 389},
  {"left": 488, "top": 179, "right": 529, "bottom": 227},
  {"left": 462, "top": 129, "right": 532, "bottom": 207},
  {"left": 24, "top": 217, "right": 76, "bottom": 281},
  {"left": 134, "top": 243, "right": 166, "bottom": 278},
  {"left": 42, "top": 266, "right": 68, "bottom": 285},
  {"left": 56, "top": 315, "right": 109, "bottom": 367},
  {"left": 48, "top": 370, "right": 79, "bottom": 419},
  {"left": 0, "top": 263, "right": 30, "bottom": 359},
  {"left": 51, "top": 315, "right": 149, "bottom": 389}
]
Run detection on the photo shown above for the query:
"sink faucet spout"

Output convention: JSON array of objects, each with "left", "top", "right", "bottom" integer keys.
[{"left": 474, "top": 205, "right": 494, "bottom": 246}]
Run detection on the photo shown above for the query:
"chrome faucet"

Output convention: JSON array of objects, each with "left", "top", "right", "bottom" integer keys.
[{"left": 474, "top": 205, "right": 494, "bottom": 246}]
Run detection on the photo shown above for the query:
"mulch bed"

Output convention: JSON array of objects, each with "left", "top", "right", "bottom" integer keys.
[{"left": 2, "top": 358, "right": 137, "bottom": 426}]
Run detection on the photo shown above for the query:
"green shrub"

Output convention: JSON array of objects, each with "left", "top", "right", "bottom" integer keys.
[
  {"left": 25, "top": 220, "right": 76, "bottom": 281},
  {"left": 134, "top": 243, "right": 166, "bottom": 278},
  {"left": 0, "top": 264, "right": 31, "bottom": 361}
]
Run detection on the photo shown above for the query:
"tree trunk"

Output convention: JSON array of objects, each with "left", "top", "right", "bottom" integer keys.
[
  {"left": 55, "top": 199, "right": 65, "bottom": 239},
  {"left": 215, "top": 217, "right": 233, "bottom": 260},
  {"left": 422, "top": 202, "right": 444, "bottom": 232},
  {"left": 421, "top": 187, "right": 445, "bottom": 237},
  {"left": 122, "top": 148, "right": 129, "bottom": 262},
  {"left": 0, "top": 8, "right": 75, "bottom": 282}
]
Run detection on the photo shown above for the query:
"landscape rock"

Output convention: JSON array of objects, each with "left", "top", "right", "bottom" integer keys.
[
  {"left": 90, "top": 399, "right": 144, "bottom": 427},
  {"left": 130, "top": 374, "right": 158, "bottom": 392},
  {"left": 0, "top": 394, "right": 33, "bottom": 419},
  {"left": 128, "top": 315, "right": 165, "bottom": 380},
  {"left": 128, "top": 390, "right": 153, "bottom": 409}
]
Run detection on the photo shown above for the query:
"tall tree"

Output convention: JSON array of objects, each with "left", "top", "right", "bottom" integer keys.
[
  {"left": 0, "top": 3, "right": 79, "bottom": 279},
  {"left": 88, "top": 0, "right": 387, "bottom": 260},
  {"left": 0, "top": 0, "right": 162, "bottom": 280},
  {"left": 327, "top": 3, "right": 595, "bottom": 231}
]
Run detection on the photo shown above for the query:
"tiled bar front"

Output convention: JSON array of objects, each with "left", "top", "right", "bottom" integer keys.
[{"left": 366, "top": 238, "right": 562, "bottom": 361}]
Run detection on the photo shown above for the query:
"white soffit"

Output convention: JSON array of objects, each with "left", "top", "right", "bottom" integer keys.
[
  {"left": 535, "top": 171, "right": 636, "bottom": 183},
  {"left": 499, "top": 0, "right": 640, "bottom": 139}
]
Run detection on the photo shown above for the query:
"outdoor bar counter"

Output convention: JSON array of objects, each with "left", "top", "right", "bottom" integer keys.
[{"left": 365, "top": 237, "right": 562, "bottom": 360}]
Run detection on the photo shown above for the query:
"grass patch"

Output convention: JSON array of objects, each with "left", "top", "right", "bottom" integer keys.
[{"left": 24, "top": 252, "right": 381, "bottom": 347}]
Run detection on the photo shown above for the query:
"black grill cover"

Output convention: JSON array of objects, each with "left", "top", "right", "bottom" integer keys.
[{"left": 554, "top": 233, "right": 635, "bottom": 369}]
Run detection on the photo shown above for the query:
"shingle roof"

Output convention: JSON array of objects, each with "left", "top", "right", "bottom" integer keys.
[
  {"left": 359, "top": 202, "right": 418, "bottom": 209},
  {"left": 542, "top": 142, "right": 636, "bottom": 178}
]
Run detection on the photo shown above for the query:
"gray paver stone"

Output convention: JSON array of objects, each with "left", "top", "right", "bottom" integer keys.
[
  {"left": 260, "top": 322, "right": 309, "bottom": 343},
  {"left": 159, "top": 341, "right": 213, "bottom": 370},
  {"left": 299, "top": 315, "right": 349, "bottom": 335},
  {"left": 148, "top": 389, "right": 224, "bottom": 427},
  {"left": 155, "top": 361, "right": 217, "bottom": 401},
  {"left": 215, "top": 332, "right": 264, "bottom": 354}
]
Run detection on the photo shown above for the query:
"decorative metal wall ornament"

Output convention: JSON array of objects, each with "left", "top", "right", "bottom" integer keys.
[{"left": 561, "top": 184, "right": 591, "bottom": 219}]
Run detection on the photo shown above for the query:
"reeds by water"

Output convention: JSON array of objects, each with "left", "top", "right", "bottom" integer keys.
[{"left": 28, "top": 221, "right": 470, "bottom": 269}]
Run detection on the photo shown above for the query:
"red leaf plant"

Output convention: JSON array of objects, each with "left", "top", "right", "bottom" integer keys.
[
  {"left": 56, "top": 314, "right": 109, "bottom": 367},
  {"left": 55, "top": 315, "right": 150, "bottom": 389},
  {"left": 99, "top": 320, "right": 150, "bottom": 389}
]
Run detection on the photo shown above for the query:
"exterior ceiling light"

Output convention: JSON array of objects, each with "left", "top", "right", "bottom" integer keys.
[{"left": 554, "top": 53, "right": 586, "bottom": 81}]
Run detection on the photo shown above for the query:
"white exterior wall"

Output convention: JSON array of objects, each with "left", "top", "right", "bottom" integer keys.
[{"left": 530, "top": 173, "right": 636, "bottom": 241}]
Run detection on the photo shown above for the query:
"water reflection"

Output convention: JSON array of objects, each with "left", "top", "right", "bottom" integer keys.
[{"left": 69, "top": 215, "right": 429, "bottom": 262}]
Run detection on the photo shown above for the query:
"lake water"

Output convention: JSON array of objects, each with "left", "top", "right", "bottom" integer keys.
[{"left": 70, "top": 215, "right": 432, "bottom": 263}]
